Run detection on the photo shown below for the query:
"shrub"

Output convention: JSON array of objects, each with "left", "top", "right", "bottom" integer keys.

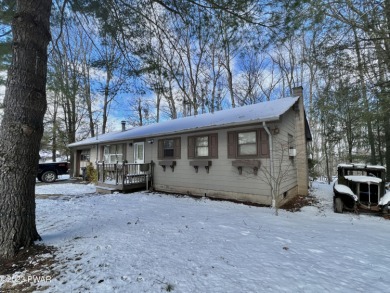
[{"left": 86, "top": 163, "right": 98, "bottom": 183}]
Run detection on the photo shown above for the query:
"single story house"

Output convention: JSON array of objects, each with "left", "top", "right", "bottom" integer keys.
[{"left": 68, "top": 87, "right": 312, "bottom": 207}]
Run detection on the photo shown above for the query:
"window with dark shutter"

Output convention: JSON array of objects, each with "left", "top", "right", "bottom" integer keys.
[
  {"left": 164, "top": 139, "right": 174, "bottom": 157},
  {"left": 228, "top": 128, "right": 270, "bottom": 159},
  {"left": 158, "top": 138, "right": 181, "bottom": 159},
  {"left": 196, "top": 136, "right": 209, "bottom": 157},
  {"left": 188, "top": 134, "right": 218, "bottom": 159},
  {"left": 238, "top": 131, "right": 257, "bottom": 156}
]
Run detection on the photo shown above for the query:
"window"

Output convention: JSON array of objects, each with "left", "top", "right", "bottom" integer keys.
[
  {"left": 158, "top": 138, "right": 181, "bottom": 159},
  {"left": 188, "top": 134, "right": 218, "bottom": 159},
  {"left": 288, "top": 134, "right": 294, "bottom": 149},
  {"left": 163, "top": 139, "right": 174, "bottom": 157},
  {"left": 103, "top": 144, "right": 123, "bottom": 163},
  {"left": 228, "top": 128, "right": 269, "bottom": 159},
  {"left": 238, "top": 131, "right": 257, "bottom": 156},
  {"left": 196, "top": 136, "right": 209, "bottom": 157},
  {"left": 80, "top": 150, "right": 90, "bottom": 162}
]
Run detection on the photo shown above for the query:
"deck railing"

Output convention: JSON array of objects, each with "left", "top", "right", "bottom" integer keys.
[{"left": 96, "top": 161, "right": 152, "bottom": 187}]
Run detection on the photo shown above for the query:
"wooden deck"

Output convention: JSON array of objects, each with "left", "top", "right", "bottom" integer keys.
[{"left": 96, "top": 162, "right": 153, "bottom": 193}]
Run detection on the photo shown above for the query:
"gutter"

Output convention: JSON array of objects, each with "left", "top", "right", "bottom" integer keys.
[{"left": 263, "top": 121, "right": 275, "bottom": 208}]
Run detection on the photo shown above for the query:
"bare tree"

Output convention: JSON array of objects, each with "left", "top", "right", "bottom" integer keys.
[
  {"left": 234, "top": 50, "right": 264, "bottom": 105},
  {"left": 92, "top": 34, "right": 127, "bottom": 134},
  {"left": 79, "top": 26, "right": 95, "bottom": 137},
  {"left": 256, "top": 133, "right": 304, "bottom": 215}
]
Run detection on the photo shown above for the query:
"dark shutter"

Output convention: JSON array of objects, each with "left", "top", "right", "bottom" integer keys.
[
  {"left": 227, "top": 131, "right": 237, "bottom": 158},
  {"left": 188, "top": 136, "right": 195, "bottom": 159},
  {"left": 174, "top": 137, "right": 181, "bottom": 159},
  {"left": 209, "top": 133, "right": 218, "bottom": 158},
  {"left": 158, "top": 139, "right": 164, "bottom": 160},
  {"left": 259, "top": 129, "right": 270, "bottom": 158}
]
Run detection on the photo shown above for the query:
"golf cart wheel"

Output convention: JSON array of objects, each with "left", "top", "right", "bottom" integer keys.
[
  {"left": 382, "top": 204, "right": 389, "bottom": 214},
  {"left": 334, "top": 197, "right": 344, "bottom": 213},
  {"left": 41, "top": 171, "right": 57, "bottom": 183}
]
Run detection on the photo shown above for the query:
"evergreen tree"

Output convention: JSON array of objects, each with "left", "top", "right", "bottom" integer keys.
[{"left": 0, "top": 0, "right": 52, "bottom": 260}]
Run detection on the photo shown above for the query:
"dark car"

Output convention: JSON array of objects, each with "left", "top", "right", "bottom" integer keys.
[
  {"left": 333, "top": 163, "right": 390, "bottom": 214},
  {"left": 37, "top": 162, "right": 70, "bottom": 183}
]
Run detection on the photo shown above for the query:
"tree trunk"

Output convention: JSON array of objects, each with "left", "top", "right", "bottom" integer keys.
[
  {"left": 373, "top": 40, "right": 390, "bottom": 180},
  {"left": 102, "top": 88, "right": 108, "bottom": 134},
  {"left": 84, "top": 66, "right": 95, "bottom": 137},
  {"left": 102, "top": 70, "right": 111, "bottom": 134},
  {"left": 51, "top": 100, "right": 58, "bottom": 162},
  {"left": 137, "top": 98, "right": 143, "bottom": 126},
  {"left": 156, "top": 92, "right": 161, "bottom": 123},
  {"left": 226, "top": 61, "right": 235, "bottom": 108},
  {"left": 0, "top": 0, "right": 52, "bottom": 260}
]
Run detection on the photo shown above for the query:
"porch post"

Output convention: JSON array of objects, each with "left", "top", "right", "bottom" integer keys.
[
  {"left": 102, "top": 161, "right": 105, "bottom": 183},
  {"left": 150, "top": 161, "right": 154, "bottom": 189},
  {"left": 96, "top": 161, "right": 99, "bottom": 182},
  {"left": 115, "top": 161, "right": 119, "bottom": 185},
  {"left": 122, "top": 161, "right": 125, "bottom": 186}
]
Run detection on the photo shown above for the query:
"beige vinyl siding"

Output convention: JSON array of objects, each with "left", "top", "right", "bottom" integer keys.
[
  {"left": 152, "top": 126, "right": 277, "bottom": 205},
  {"left": 277, "top": 109, "right": 298, "bottom": 196},
  {"left": 151, "top": 108, "right": 303, "bottom": 205}
]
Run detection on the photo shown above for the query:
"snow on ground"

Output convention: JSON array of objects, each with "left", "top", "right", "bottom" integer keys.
[
  {"left": 35, "top": 182, "right": 96, "bottom": 196},
  {"left": 4, "top": 182, "right": 390, "bottom": 292}
]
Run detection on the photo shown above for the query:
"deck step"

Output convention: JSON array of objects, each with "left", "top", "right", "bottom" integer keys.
[{"left": 96, "top": 186, "right": 120, "bottom": 194}]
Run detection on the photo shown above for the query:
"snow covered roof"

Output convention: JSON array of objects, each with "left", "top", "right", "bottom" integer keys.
[
  {"left": 337, "top": 163, "right": 386, "bottom": 170},
  {"left": 69, "top": 97, "right": 299, "bottom": 148},
  {"left": 344, "top": 175, "right": 382, "bottom": 184}
]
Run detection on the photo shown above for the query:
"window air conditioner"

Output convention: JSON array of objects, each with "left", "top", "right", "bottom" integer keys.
[{"left": 289, "top": 148, "right": 297, "bottom": 157}]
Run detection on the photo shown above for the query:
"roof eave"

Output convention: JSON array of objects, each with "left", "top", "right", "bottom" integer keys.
[{"left": 68, "top": 116, "right": 280, "bottom": 148}]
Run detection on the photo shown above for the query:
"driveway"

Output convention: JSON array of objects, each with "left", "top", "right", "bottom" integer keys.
[{"left": 35, "top": 175, "right": 84, "bottom": 185}]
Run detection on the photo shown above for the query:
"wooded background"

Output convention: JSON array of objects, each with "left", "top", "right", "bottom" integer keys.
[{"left": 1, "top": 0, "right": 389, "bottom": 181}]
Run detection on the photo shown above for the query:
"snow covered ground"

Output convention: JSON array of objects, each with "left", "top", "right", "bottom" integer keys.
[{"left": 3, "top": 181, "right": 390, "bottom": 292}]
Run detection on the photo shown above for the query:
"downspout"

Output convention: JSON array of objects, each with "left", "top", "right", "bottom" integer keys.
[{"left": 263, "top": 121, "right": 275, "bottom": 208}]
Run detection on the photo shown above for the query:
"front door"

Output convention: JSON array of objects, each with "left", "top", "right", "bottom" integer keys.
[{"left": 134, "top": 142, "right": 144, "bottom": 164}]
